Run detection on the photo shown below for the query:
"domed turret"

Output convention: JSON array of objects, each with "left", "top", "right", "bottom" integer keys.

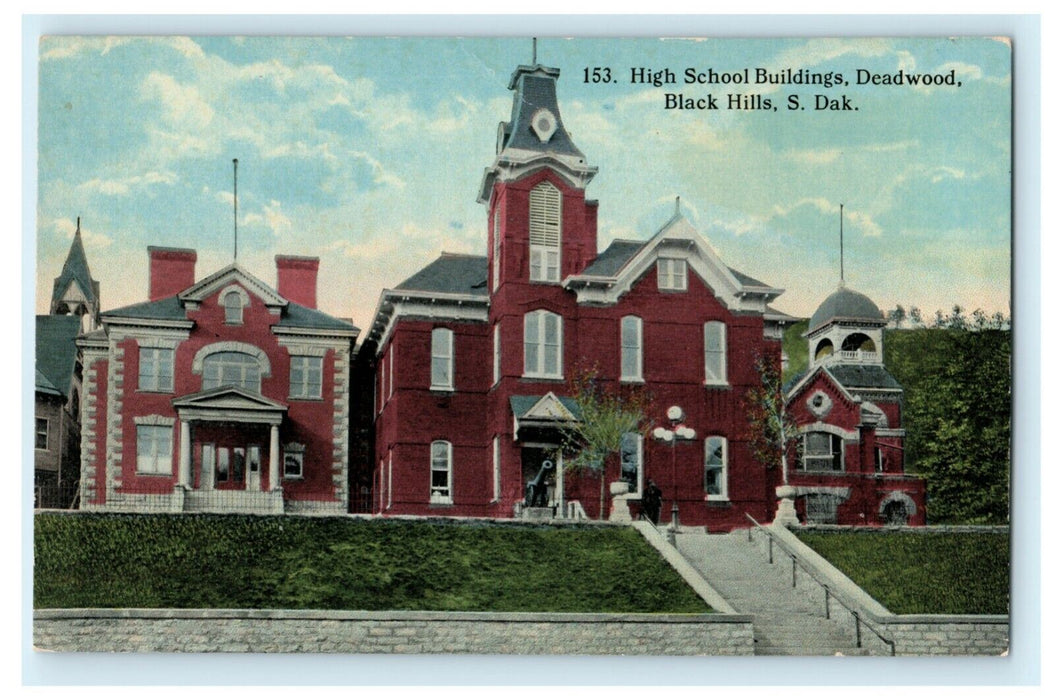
[{"left": 808, "top": 285, "right": 884, "bottom": 334}]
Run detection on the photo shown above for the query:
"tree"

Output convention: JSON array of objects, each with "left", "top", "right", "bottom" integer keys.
[
  {"left": 908, "top": 306, "right": 924, "bottom": 328},
  {"left": 560, "top": 368, "right": 650, "bottom": 520},
  {"left": 744, "top": 353, "right": 801, "bottom": 486},
  {"left": 889, "top": 304, "right": 906, "bottom": 329}
]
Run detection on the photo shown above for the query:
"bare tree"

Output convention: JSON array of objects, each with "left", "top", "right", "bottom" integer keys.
[{"left": 744, "top": 353, "right": 801, "bottom": 486}]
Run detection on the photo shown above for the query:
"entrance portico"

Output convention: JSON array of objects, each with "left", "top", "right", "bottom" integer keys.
[
  {"left": 511, "top": 393, "right": 582, "bottom": 519},
  {"left": 172, "top": 386, "right": 288, "bottom": 513}
]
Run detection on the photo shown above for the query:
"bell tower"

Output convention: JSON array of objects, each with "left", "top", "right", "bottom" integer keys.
[
  {"left": 479, "top": 58, "right": 600, "bottom": 292},
  {"left": 50, "top": 217, "right": 101, "bottom": 333}
]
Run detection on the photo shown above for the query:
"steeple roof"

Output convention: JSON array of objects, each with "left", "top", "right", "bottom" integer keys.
[{"left": 51, "top": 223, "right": 100, "bottom": 315}]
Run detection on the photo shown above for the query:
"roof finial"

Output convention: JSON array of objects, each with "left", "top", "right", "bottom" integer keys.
[
  {"left": 675, "top": 195, "right": 681, "bottom": 216},
  {"left": 839, "top": 203, "right": 844, "bottom": 286},
  {"left": 532, "top": 37, "right": 537, "bottom": 64},
  {"left": 233, "top": 158, "right": 239, "bottom": 262},
  {"left": 76, "top": 216, "right": 81, "bottom": 236}
]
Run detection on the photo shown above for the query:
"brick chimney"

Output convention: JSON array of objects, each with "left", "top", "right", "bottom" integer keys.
[
  {"left": 275, "top": 255, "right": 319, "bottom": 309},
  {"left": 148, "top": 247, "right": 197, "bottom": 301}
]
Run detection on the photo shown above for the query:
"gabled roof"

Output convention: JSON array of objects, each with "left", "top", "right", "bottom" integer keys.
[
  {"left": 35, "top": 368, "right": 62, "bottom": 397},
  {"left": 172, "top": 385, "right": 289, "bottom": 412},
  {"left": 827, "top": 364, "right": 902, "bottom": 391},
  {"left": 104, "top": 295, "right": 187, "bottom": 322},
  {"left": 35, "top": 315, "right": 81, "bottom": 399},
  {"left": 566, "top": 212, "right": 783, "bottom": 312},
  {"left": 394, "top": 253, "right": 489, "bottom": 297},
  {"left": 51, "top": 228, "right": 100, "bottom": 312},
  {"left": 510, "top": 393, "right": 583, "bottom": 421},
  {"left": 179, "top": 263, "right": 287, "bottom": 309},
  {"left": 274, "top": 301, "right": 359, "bottom": 334}
]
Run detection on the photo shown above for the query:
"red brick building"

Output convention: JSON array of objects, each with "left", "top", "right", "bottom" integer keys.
[
  {"left": 783, "top": 286, "right": 926, "bottom": 525},
  {"left": 78, "top": 248, "right": 358, "bottom": 513},
  {"left": 361, "top": 62, "right": 800, "bottom": 530}
]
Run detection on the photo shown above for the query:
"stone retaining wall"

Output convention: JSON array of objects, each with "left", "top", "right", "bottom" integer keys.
[
  {"left": 759, "top": 524, "right": 1009, "bottom": 656},
  {"left": 34, "top": 608, "right": 755, "bottom": 655}
]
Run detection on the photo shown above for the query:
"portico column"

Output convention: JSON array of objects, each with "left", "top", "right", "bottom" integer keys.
[
  {"left": 179, "top": 420, "right": 192, "bottom": 489},
  {"left": 269, "top": 424, "right": 280, "bottom": 492}
]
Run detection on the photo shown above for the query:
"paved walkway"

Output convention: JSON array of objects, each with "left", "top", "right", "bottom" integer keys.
[{"left": 676, "top": 528, "right": 870, "bottom": 656}]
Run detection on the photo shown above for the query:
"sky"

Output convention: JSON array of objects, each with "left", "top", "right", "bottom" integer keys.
[{"left": 35, "top": 36, "right": 1011, "bottom": 329}]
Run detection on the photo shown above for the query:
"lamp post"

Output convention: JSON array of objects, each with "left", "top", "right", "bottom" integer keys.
[{"left": 653, "top": 405, "right": 696, "bottom": 534}]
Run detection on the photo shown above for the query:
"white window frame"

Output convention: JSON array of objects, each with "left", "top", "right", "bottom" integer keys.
[
  {"left": 803, "top": 432, "right": 845, "bottom": 472},
  {"left": 657, "top": 258, "right": 687, "bottom": 291},
  {"left": 620, "top": 316, "right": 643, "bottom": 381},
  {"left": 430, "top": 328, "right": 455, "bottom": 391},
  {"left": 136, "top": 424, "right": 173, "bottom": 475},
  {"left": 35, "top": 417, "right": 49, "bottom": 451},
  {"left": 289, "top": 355, "right": 324, "bottom": 399},
  {"left": 387, "top": 345, "right": 394, "bottom": 399},
  {"left": 524, "top": 310, "right": 563, "bottom": 379},
  {"left": 223, "top": 289, "right": 245, "bottom": 324},
  {"left": 430, "top": 440, "right": 453, "bottom": 505},
  {"left": 138, "top": 346, "right": 174, "bottom": 393},
  {"left": 492, "top": 436, "right": 501, "bottom": 502},
  {"left": 387, "top": 452, "right": 393, "bottom": 509},
  {"left": 283, "top": 444, "right": 305, "bottom": 479},
  {"left": 529, "top": 181, "right": 561, "bottom": 283},
  {"left": 202, "top": 351, "right": 262, "bottom": 392},
  {"left": 704, "top": 435, "right": 728, "bottom": 500},
  {"left": 492, "top": 206, "right": 501, "bottom": 291},
  {"left": 493, "top": 323, "right": 501, "bottom": 386},
  {"left": 620, "top": 432, "right": 644, "bottom": 497},
  {"left": 704, "top": 321, "right": 728, "bottom": 385}
]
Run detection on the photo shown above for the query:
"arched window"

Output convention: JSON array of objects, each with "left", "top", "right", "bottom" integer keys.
[
  {"left": 529, "top": 181, "right": 561, "bottom": 282},
  {"left": 802, "top": 431, "right": 844, "bottom": 472},
  {"left": 224, "top": 290, "right": 244, "bottom": 324},
  {"left": 704, "top": 321, "right": 727, "bottom": 384},
  {"left": 841, "top": 332, "right": 877, "bottom": 352},
  {"left": 814, "top": 338, "right": 834, "bottom": 361},
  {"left": 431, "top": 327, "right": 454, "bottom": 390},
  {"left": 704, "top": 436, "right": 728, "bottom": 499},
  {"left": 430, "top": 440, "right": 453, "bottom": 504},
  {"left": 621, "top": 316, "right": 643, "bottom": 381},
  {"left": 202, "top": 352, "right": 262, "bottom": 392},
  {"left": 524, "top": 310, "right": 562, "bottom": 378}
]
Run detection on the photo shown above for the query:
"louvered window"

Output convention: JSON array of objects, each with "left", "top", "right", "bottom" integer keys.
[{"left": 529, "top": 182, "right": 561, "bottom": 282}]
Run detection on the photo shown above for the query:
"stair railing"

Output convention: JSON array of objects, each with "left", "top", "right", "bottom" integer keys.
[{"left": 745, "top": 513, "right": 896, "bottom": 656}]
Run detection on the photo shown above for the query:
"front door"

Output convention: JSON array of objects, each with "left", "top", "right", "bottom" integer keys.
[
  {"left": 195, "top": 423, "right": 269, "bottom": 491},
  {"left": 522, "top": 446, "right": 562, "bottom": 509}
]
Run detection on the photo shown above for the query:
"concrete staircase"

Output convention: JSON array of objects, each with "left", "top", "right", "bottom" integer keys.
[{"left": 676, "top": 528, "right": 872, "bottom": 656}]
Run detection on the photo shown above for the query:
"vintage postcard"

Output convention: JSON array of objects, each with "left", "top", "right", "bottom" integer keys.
[{"left": 32, "top": 35, "right": 1011, "bottom": 660}]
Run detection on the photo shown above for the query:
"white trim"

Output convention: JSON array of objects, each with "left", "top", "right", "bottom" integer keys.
[
  {"left": 289, "top": 355, "right": 324, "bottom": 400},
  {"left": 657, "top": 258, "right": 687, "bottom": 291},
  {"left": 137, "top": 346, "right": 174, "bottom": 393},
  {"left": 620, "top": 315, "right": 643, "bottom": 382},
  {"left": 492, "top": 436, "right": 501, "bottom": 502},
  {"left": 704, "top": 321, "right": 728, "bottom": 386},
  {"left": 704, "top": 435, "right": 728, "bottom": 500},
  {"left": 492, "top": 322, "right": 501, "bottom": 387},
  {"left": 364, "top": 288, "right": 489, "bottom": 359},
  {"left": 179, "top": 263, "right": 287, "bottom": 310},
  {"left": 523, "top": 310, "right": 563, "bottom": 379},
  {"left": 220, "top": 284, "right": 250, "bottom": 325},
  {"left": 133, "top": 414, "right": 176, "bottom": 427},
  {"left": 192, "top": 341, "right": 272, "bottom": 378},
  {"left": 430, "top": 327, "right": 455, "bottom": 391},
  {"left": 429, "top": 440, "right": 453, "bottom": 505}
]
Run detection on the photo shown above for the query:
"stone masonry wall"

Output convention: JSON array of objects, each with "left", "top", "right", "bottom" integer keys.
[{"left": 34, "top": 609, "right": 754, "bottom": 655}]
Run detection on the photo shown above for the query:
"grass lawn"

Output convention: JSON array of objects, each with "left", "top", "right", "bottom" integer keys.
[
  {"left": 34, "top": 513, "right": 711, "bottom": 613},
  {"left": 795, "top": 530, "right": 1009, "bottom": 615}
]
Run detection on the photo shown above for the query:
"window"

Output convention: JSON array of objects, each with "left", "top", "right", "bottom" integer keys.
[
  {"left": 203, "top": 351, "right": 261, "bottom": 392},
  {"left": 216, "top": 447, "right": 230, "bottom": 482},
  {"left": 387, "top": 452, "right": 393, "bottom": 509},
  {"left": 35, "top": 417, "right": 48, "bottom": 450},
  {"left": 704, "top": 436, "right": 728, "bottom": 499},
  {"left": 621, "top": 316, "right": 643, "bottom": 381},
  {"left": 657, "top": 258, "right": 687, "bottom": 291},
  {"left": 138, "top": 347, "right": 174, "bottom": 392},
  {"left": 806, "top": 493, "right": 840, "bottom": 524},
  {"left": 802, "top": 432, "right": 844, "bottom": 472},
  {"left": 524, "top": 310, "right": 562, "bottom": 378},
  {"left": 430, "top": 441, "right": 452, "bottom": 504},
  {"left": 431, "top": 328, "right": 454, "bottom": 390},
  {"left": 529, "top": 181, "right": 561, "bottom": 282},
  {"left": 492, "top": 436, "right": 501, "bottom": 502},
  {"left": 284, "top": 444, "right": 305, "bottom": 479},
  {"left": 224, "top": 290, "right": 244, "bottom": 324},
  {"left": 620, "top": 432, "right": 643, "bottom": 495},
  {"left": 290, "top": 355, "right": 323, "bottom": 399},
  {"left": 492, "top": 206, "right": 501, "bottom": 291},
  {"left": 136, "top": 425, "right": 173, "bottom": 475},
  {"left": 493, "top": 323, "right": 501, "bottom": 386},
  {"left": 704, "top": 321, "right": 727, "bottom": 384},
  {"left": 201, "top": 443, "right": 215, "bottom": 488}
]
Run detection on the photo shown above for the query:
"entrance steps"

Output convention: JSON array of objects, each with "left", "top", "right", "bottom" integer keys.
[{"left": 675, "top": 528, "right": 874, "bottom": 656}]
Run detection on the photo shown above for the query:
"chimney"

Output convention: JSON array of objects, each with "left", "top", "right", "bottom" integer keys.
[
  {"left": 148, "top": 247, "right": 197, "bottom": 301},
  {"left": 275, "top": 255, "right": 319, "bottom": 309}
]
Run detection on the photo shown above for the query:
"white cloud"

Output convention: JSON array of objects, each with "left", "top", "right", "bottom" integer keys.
[
  {"left": 140, "top": 71, "right": 215, "bottom": 131},
  {"left": 51, "top": 217, "right": 112, "bottom": 248},
  {"left": 782, "top": 148, "right": 841, "bottom": 165},
  {"left": 77, "top": 171, "right": 178, "bottom": 196}
]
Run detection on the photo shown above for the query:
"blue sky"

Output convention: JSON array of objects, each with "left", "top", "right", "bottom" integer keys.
[{"left": 35, "top": 36, "right": 1011, "bottom": 328}]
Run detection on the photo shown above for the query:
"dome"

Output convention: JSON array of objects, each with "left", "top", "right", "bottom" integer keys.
[{"left": 808, "top": 285, "right": 884, "bottom": 333}]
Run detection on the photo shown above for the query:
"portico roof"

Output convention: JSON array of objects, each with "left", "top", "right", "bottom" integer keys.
[{"left": 172, "top": 386, "right": 288, "bottom": 425}]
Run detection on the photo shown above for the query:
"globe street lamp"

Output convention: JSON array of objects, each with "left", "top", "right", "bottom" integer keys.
[{"left": 652, "top": 405, "right": 696, "bottom": 533}]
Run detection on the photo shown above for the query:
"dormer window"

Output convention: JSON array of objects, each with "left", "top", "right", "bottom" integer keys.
[
  {"left": 657, "top": 258, "right": 687, "bottom": 291},
  {"left": 221, "top": 285, "right": 249, "bottom": 325},
  {"left": 529, "top": 182, "right": 561, "bottom": 283}
]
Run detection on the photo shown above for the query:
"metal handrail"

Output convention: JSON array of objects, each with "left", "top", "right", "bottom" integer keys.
[{"left": 744, "top": 513, "right": 896, "bottom": 656}]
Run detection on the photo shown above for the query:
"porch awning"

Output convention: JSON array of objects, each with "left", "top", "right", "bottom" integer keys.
[
  {"left": 172, "top": 386, "right": 288, "bottom": 425},
  {"left": 511, "top": 392, "right": 581, "bottom": 440}
]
